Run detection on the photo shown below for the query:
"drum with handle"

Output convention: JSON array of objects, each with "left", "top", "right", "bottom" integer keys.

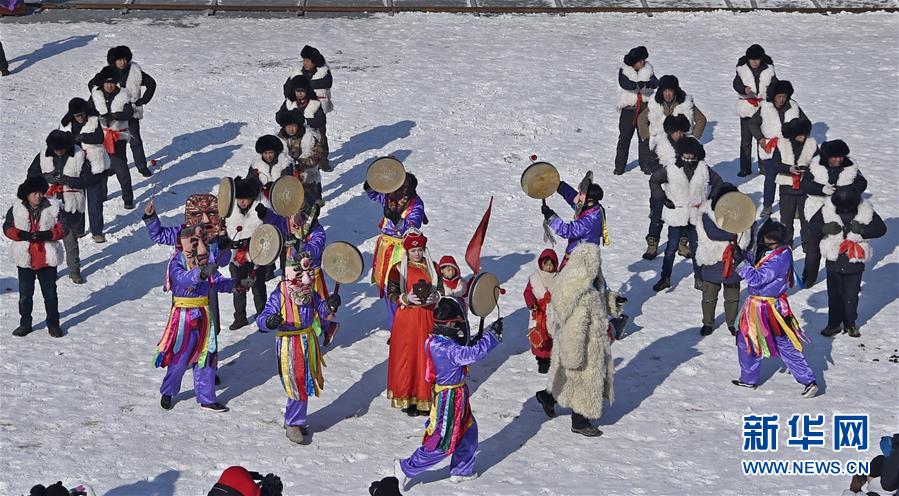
[
  {"left": 270, "top": 175, "right": 305, "bottom": 218},
  {"left": 320, "top": 241, "right": 365, "bottom": 346},
  {"left": 366, "top": 157, "right": 406, "bottom": 194},
  {"left": 249, "top": 224, "right": 283, "bottom": 268},
  {"left": 217, "top": 176, "right": 235, "bottom": 219},
  {"left": 714, "top": 191, "right": 757, "bottom": 235},
  {"left": 520, "top": 161, "right": 560, "bottom": 200}
]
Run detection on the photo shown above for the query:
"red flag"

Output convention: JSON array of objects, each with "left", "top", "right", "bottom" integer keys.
[{"left": 465, "top": 196, "right": 493, "bottom": 274}]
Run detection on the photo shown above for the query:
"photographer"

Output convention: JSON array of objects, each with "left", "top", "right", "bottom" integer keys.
[{"left": 208, "top": 466, "right": 282, "bottom": 496}]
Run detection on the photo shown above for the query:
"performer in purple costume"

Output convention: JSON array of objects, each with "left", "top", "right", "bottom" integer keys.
[
  {"left": 542, "top": 179, "right": 608, "bottom": 263},
  {"left": 394, "top": 298, "right": 502, "bottom": 489}
]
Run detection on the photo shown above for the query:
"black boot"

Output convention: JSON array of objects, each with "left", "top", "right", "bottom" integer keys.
[
  {"left": 229, "top": 318, "right": 249, "bottom": 330},
  {"left": 571, "top": 413, "right": 603, "bottom": 437},
  {"left": 700, "top": 325, "right": 714, "bottom": 336},
  {"left": 536, "top": 357, "right": 550, "bottom": 374},
  {"left": 652, "top": 278, "right": 671, "bottom": 292},
  {"left": 12, "top": 325, "right": 33, "bottom": 337},
  {"left": 160, "top": 395, "right": 174, "bottom": 410},
  {"left": 535, "top": 390, "right": 557, "bottom": 418},
  {"left": 845, "top": 326, "right": 860, "bottom": 338},
  {"left": 821, "top": 325, "right": 842, "bottom": 337},
  {"left": 48, "top": 326, "right": 64, "bottom": 338}
]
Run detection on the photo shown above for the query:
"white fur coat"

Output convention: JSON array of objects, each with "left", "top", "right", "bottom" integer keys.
[
  {"left": 735, "top": 64, "right": 775, "bottom": 118},
  {"left": 662, "top": 161, "right": 710, "bottom": 227},
  {"left": 250, "top": 157, "right": 292, "bottom": 186},
  {"left": 61, "top": 117, "right": 111, "bottom": 172},
  {"left": 279, "top": 127, "right": 320, "bottom": 184},
  {"left": 650, "top": 134, "right": 677, "bottom": 166},
  {"left": 803, "top": 163, "right": 859, "bottom": 220},
  {"left": 820, "top": 200, "right": 875, "bottom": 264},
  {"left": 290, "top": 66, "right": 333, "bottom": 113},
  {"left": 91, "top": 88, "right": 130, "bottom": 135},
  {"left": 694, "top": 201, "right": 751, "bottom": 267},
  {"left": 9, "top": 200, "right": 64, "bottom": 268},
  {"left": 647, "top": 95, "right": 695, "bottom": 137},
  {"left": 124, "top": 62, "right": 145, "bottom": 119},
  {"left": 759, "top": 99, "right": 802, "bottom": 159},
  {"left": 225, "top": 201, "right": 264, "bottom": 243},
  {"left": 775, "top": 137, "right": 817, "bottom": 187},
  {"left": 616, "top": 63, "right": 655, "bottom": 110},
  {"left": 283, "top": 98, "right": 323, "bottom": 120},
  {"left": 546, "top": 243, "right": 614, "bottom": 419}
]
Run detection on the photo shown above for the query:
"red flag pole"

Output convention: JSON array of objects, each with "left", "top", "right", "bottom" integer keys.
[{"left": 465, "top": 196, "right": 493, "bottom": 274}]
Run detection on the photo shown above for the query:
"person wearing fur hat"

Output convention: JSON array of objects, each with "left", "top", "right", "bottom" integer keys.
[
  {"left": 5, "top": 177, "right": 67, "bottom": 337},
  {"left": 535, "top": 242, "right": 614, "bottom": 437},
  {"left": 770, "top": 117, "right": 817, "bottom": 245},
  {"left": 290, "top": 45, "right": 333, "bottom": 114},
  {"left": 524, "top": 248, "right": 558, "bottom": 373},
  {"left": 695, "top": 183, "right": 751, "bottom": 336},
  {"left": 89, "top": 65, "right": 136, "bottom": 209},
  {"left": 88, "top": 45, "right": 156, "bottom": 177},
  {"left": 257, "top": 253, "right": 340, "bottom": 443},
  {"left": 60, "top": 96, "right": 111, "bottom": 243},
  {"left": 799, "top": 140, "right": 867, "bottom": 287},
  {"left": 223, "top": 176, "right": 269, "bottom": 330},
  {"left": 649, "top": 137, "right": 722, "bottom": 292},
  {"left": 393, "top": 298, "right": 502, "bottom": 489},
  {"left": 748, "top": 79, "right": 808, "bottom": 218},
  {"left": 249, "top": 134, "right": 294, "bottom": 199},
  {"left": 27, "top": 130, "right": 106, "bottom": 284},
  {"left": 541, "top": 174, "right": 609, "bottom": 263},
  {"left": 730, "top": 220, "right": 818, "bottom": 398},
  {"left": 614, "top": 46, "right": 657, "bottom": 175},
  {"left": 807, "top": 187, "right": 886, "bottom": 338},
  {"left": 637, "top": 75, "right": 707, "bottom": 168},
  {"left": 155, "top": 225, "right": 251, "bottom": 413},
  {"left": 281, "top": 73, "right": 330, "bottom": 172},
  {"left": 733, "top": 44, "right": 778, "bottom": 177},
  {"left": 643, "top": 114, "right": 694, "bottom": 261},
  {"left": 368, "top": 477, "right": 403, "bottom": 496},
  {"left": 276, "top": 108, "right": 326, "bottom": 209},
  {"left": 365, "top": 173, "right": 426, "bottom": 328},
  {"left": 386, "top": 230, "right": 440, "bottom": 416}
]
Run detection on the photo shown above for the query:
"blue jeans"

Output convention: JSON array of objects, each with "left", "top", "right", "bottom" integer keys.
[
  {"left": 660, "top": 225, "right": 698, "bottom": 281},
  {"left": 762, "top": 159, "right": 778, "bottom": 209}
]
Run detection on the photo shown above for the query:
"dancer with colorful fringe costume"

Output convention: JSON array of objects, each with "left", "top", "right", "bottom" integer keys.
[
  {"left": 732, "top": 220, "right": 818, "bottom": 398},
  {"left": 257, "top": 254, "right": 340, "bottom": 444},
  {"left": 364, "top": 173, "right": 425, "bottom": 329},
  {"left": 156, "top": 226, "right": 244, "bottom": 412},
  {"left": 394, "top": 298, "right": 502, "bottom": 489},
  {"left": 259, "top": 203, "right": 327, "bottom": 298}
]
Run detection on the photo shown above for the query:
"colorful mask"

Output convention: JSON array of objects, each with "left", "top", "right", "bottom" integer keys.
[
  {"left": 184, "top": 194, "right": 220, "bottom": 239},
  {"left": 285, "top": 255, "right": 315, "bottom": 305},
  {"left": 178, "top": 226, "right": 209, "bottom": 269}
]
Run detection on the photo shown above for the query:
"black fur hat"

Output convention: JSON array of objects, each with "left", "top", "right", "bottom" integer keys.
[
  {"left": 275, "top": 108, "right": 304, "bottom": 128},
  {"left": 17, "top": 175, "right": 50, "bottom": 201},
  {"left": 758, "top": 219, "right": 790, "bottom": 245},
  {"left": 67, "top": 97, "right": 90, "bottom": 116},
  {"left": 106, "top": 45, "right": 133, "bottom": 66},
  {"left": 255, "top": 135, "right": 283, "bottom": 155},
  {"left": 819, "top": 139, "right": 850, "bottom": 161},
  {"left": 675, "top": 136, "right": 706, "bottom": 161},
  {"left": 831, "top": 186, "right": 861, "bottom": 213},
  {"left": 711, "top": 183, "right": 739, "bottom": 211},
  {"left": 655, "top": 75, "right": 685, "bottom": 104},
  {"left": 782, "top": 117, "right": 812, "bottom": 140},
  {"left": 234, "top": 175, "right": 263, "bottom": 200},
  {"left": 586, "top": 183, "right": 604, "bottom": 202},
  {"left": 737, "top": 44, "right": 774, "bottom": 66},
  {"left": 623, "top": 46, "right": 649, "bottom": 67},
  {"left": 45, "top": 130, "right": 74, "bottom": 153},
  {"left": 96, "top": 65, "right": 118, "bottom": 84},
  {"left": 286, "top": 75, "right": 314, "bottom": 101},
  {"left": 300, "top": 45, "right": 326, "bottom": 67},
  {"left": 433, "top": 297, "right": 471, "bottom": 345},
  {"left": 766, "top": 80, "right": 794, "bottom": 102},
  {"left": 663, "top": 114, "right": 691, "bottom": 135},
  {"left": 403, "top": 172, "right": 418, "bottom": 195}
]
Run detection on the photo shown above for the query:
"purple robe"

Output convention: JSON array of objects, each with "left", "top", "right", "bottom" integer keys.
[
  {"left": 263, "top": 211, "right": 326, "bottom": 267},
  {"left": 366, "top": 190, "right": 425, "bottom": 237},
  {"left": 737, "top": 248, "right": 793, "bottom": 298},
  {"left": 549, "top": 182, "right": 605, "bottom": 254}
]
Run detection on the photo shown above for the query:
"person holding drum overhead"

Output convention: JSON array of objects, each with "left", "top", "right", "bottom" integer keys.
[
  {"left": 256, "top": 253, "right": 341, "bottom": 444},
  {"left": 365, "top": 167, "right": 426, "bottom": 329},
  {"left": 539, "top": 172, "right": 609, "bottom": 267},
  {"left": 385, "top": 230, "right": 440, "bottom": 416}
]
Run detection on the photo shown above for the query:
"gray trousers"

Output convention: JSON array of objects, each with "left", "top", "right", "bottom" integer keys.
[{"left": 701, "top": 281, "right": 740, "bottom": 327}]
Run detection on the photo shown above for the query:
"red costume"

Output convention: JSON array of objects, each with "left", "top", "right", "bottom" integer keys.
[{"left": 524, "top": 249, "right": 559, "bottom": 361}]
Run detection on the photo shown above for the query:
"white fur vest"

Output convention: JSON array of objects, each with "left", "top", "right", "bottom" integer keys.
[
  {"left": 803, "top": 163, "right": 859, "bottom": 220},
  {"left": 279, "top": 128, "right": 320, "bottom": 184},
  {"left": 225, "top": 203, "right": 264, "bottom": 259},
  {"left": 735, "top": 64, "right": 775, "bottom": 118},
  {"left": 291, "top": 66, "right": 333, "bottom": 113},
  {"left": 775, "top": 137, "right": 817, "bottom": 187},
  {"left": 250, "top": 157, "right": 292, "bottom": 185},
  {"left": 40, "top": 147, "right": 89, "bottom": 213},
  {"left": 820, "top": 200, "right": 875, "bottom": 264},
  {"left": 528, "top": 270, "right": 557, "bottom": 334},
  {"left": 616, "top": 63, "right": 655, "bottom": 110},
  {"left": 695, "top": 201, "right": 751, "bottom": 267},
  {"left": 283, "top": 98, "right": 323, "bottom": 121},
  {"left": 647, "top": 95, "right": 694, "bottom": 137},
  {"left": 124, "top": 62, "right": 145, "bottom": 120},
  {"left": 61, "top": 117, "right": 111, "bottom": 172},
  {"left": 91, "top": 88, "right": 130, "bottom": 135},
  {"left": 662, "top": 161, "right": 710, "bottom": 227},
  {"left": 10, "top": 200, "right": 64, "bottom": 269},
  {"left": 546, "top": 243, "right": 614, "bottom": 419},
  {"left": 759, "top": 100, "right": 802, "bottom": 159},
  {"left": 650, "top": 134, "right": 677, "bottom": 166}
]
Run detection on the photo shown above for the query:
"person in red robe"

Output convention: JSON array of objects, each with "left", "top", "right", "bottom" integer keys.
[
  {"left": 524, "top": 249, "right": 559, "bottom": 373},
  {"left": 386, "top": 230, "right": 439, "bottom": 416}
]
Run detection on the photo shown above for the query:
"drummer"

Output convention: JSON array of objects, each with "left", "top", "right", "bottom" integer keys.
[
  {"left": 223, "top": 176, "right": 270, "bottom": 330},
  {"left": 364, "top": 171, "right": 425, "bottom": 329},
  {"left": 256, "top": 201, "right": 328, "bottom": 299},
  {"left": 539, "top": 172, "right": 609, "bottom": 267}
]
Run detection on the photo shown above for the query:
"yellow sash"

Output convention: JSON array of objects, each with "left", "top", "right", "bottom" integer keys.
[{"left": 173, "top": 296, "right": 209, "bottom": 308}]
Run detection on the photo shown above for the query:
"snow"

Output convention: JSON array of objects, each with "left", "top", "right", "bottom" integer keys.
[{"left": 1, "top": 11, "right": 898, "bottom": 496}]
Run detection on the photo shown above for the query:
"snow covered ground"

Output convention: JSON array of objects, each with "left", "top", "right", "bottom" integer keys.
[{"left": 0, "top": 11, "right": 897, "bottom": 496}]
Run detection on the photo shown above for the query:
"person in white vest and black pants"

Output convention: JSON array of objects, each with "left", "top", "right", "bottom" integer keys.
[
  {"left": 637, "top": 74, "right": 708, "bottom": 174},
  {"left": 27, "top": 131, "right": 105, "bottom": 284},
  {"left": 90, "top": 66, "right": 135, "bottom": 209},
  {"left": 4, "top": 176, "right": 68, "bottom": 338},
  {"left": 89, "top": 45, "right": 156, "bottom": 178},
  {"left": 286, "top": 45, "right": 333, "bottom": 171},
  {"left": 799, "top": 140, "right": 867, "bottom": 287},
  {"left": 808, "top": 187, "right": 886, "bottom": 338},
  {"left": 695, "top": 183, "right": 751, "bottom": 337},
  {"left": 733, "top": 44, "right": 778, "bottom": 177},
  {"left": 224, "top": 176, "right": 269, "bottom": 330},
  {"left": 770, "top": 117, "right": 817, "bottom": 247},
  {"left": 60, "top": 97, "right": 111, "bottom": 243},
  {"left": 614, "top": 46, "right": 657, "bottom": 176},
  {"left": 649, "top": 137, "right": 723, "bottom": 292}
]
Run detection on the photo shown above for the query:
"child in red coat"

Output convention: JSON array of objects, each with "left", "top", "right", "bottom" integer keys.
[{"left": 523, "top": 249, "right": 559, "bottom": 373}]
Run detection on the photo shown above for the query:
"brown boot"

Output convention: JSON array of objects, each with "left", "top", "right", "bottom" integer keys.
[
  {"left": 642, "top": 237, "right": 659, "bottom": 260},
  {"left": 677, "top": 237, "right": 692, "bottom": 259}
]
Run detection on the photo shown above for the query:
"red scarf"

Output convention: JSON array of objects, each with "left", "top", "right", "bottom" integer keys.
[
  {"left": 102, "top": 128, "right": 122, "bottom": 154},
  {"left": 722, "top": 243, "right": 735, "bottom": 278},
  {"left": 632, "top": 93, "right": 643, "bottom": 125},
  {"left": 762, "top": 136, "right": 779, "bottom": 154},
  {"left": 839, "top": 239, "right": 866, "bottom": 261}
]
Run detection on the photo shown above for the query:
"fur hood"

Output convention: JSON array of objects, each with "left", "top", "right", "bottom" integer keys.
[
  {"left": 820, "top": 199, "right": 875, "bottom": 264},
  {"left": 546, "top": 243, "right": 614, "bottom": 419}
]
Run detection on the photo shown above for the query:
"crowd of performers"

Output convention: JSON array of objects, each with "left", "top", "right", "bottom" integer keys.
[{"left": 1, "top": 41, "right": 890, "bottom": 491}]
